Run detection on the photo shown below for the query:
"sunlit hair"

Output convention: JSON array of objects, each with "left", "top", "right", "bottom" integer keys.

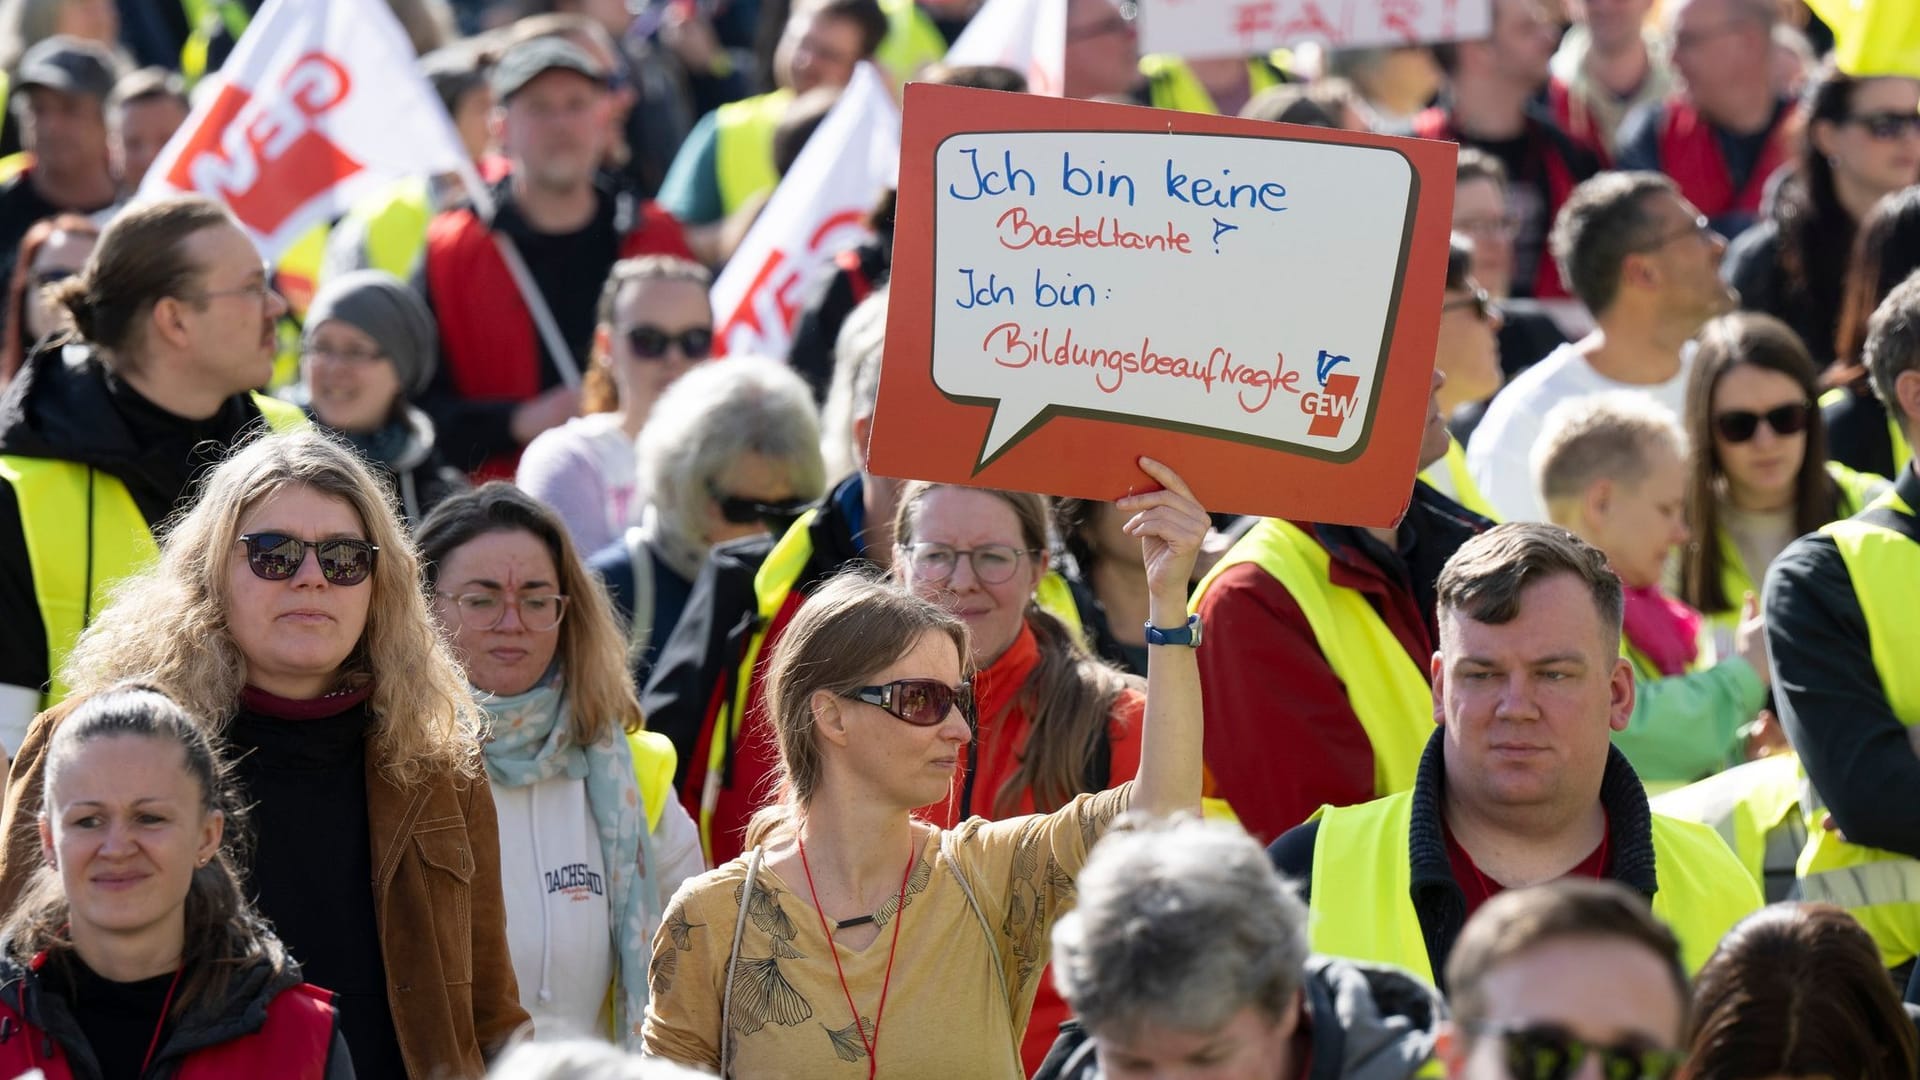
[
  {"left": 416, "top": 482, "right": 643, "bottom": 746},
  {"left": 580, "top": 255, "right": 713, "bottom": 414},
  {"left": 745, "top": 571, "right": 970, "bottom": 848},
  {"left": 1684, "top": 903, "right": 1918, "bottom": 1079},
  {"left": 63, "top": 428, "right": 482, "bottom": 785},
  {"left": 4, "top": 683, "right": 289, "bottom": 1022},
  {"left": 820, "top": 288, "right": 889, "bottom": 479},
  {"left": 1534, "top": 391, "right": 1687, "bottom": 508},
  {"left": 893, "top": 481, "right": 1136, "bottom": 816}
]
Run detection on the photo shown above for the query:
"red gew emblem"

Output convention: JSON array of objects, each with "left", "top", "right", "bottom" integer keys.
[
  {"left": 1303, "top": 372, "right": 1359, "bottom": 438},
  {"left": 164, "top": 52, "right": 364, "bottom": 237}
]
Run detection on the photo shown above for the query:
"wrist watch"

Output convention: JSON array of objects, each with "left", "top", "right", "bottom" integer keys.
[{"left": 1143, "top": 613, "right": 1203, "bottom": 648}]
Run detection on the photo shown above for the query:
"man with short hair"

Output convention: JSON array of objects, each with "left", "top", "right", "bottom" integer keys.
[
  {"left": 421, "top": 36, "right": 691, "bottom": 478},
  {"left": 1547, "top": 0, "right": 1674, "bottom": 159},
  {"left": 1765, "top": 271, "right": 1920, "bottom": 977},
  {"left": 1035, "top": 817, "right": 1443, "bottom": 1080},
  {"left": 0, "top": 195, "right": 302, "bottom": 754},
  {"left": 1411, "top": 0, "right": 1602, "bottom": 300},
  {"left": 1535, "top": 393, "right": 1767, "bottom": 789},
  {"left": 1616, "top": 0, "right": 1794, "bottom": 238},
  {"left": 0, "top": 37, "right": 120, "bottom": 282},
  {"left": 1468, "top": 171, "right": 1737, "bottom": 522},
  {"left": 1270, "top": 523, "right": 1760, "bottom": 988},
  {"left": 1437, "top": 880, "right": 1691, "bottom": 1080},
  {"left": 105, "top": 65, "right": 188, "bottom": 193}
]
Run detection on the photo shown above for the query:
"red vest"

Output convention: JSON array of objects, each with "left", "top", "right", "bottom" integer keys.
[
  {"left": 423, "top": 196, "right": 694, "bottom": 479},
  {"left": 1655, "top": 97, "right": 1794, "bottom": 222},
  {"left": 1546, "top": 77, "right": 1613, "bottom": 165},
  {"left": 1412, "top": 108, "right": 1579, "bottom": 300},
  {"left": 0, "top": 975, "right": 337, "bottom": 1080}
]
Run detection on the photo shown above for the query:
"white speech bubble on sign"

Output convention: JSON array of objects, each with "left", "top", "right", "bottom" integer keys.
[{"left": 928, "top": 129, "right": 1416, "bottom": 472}]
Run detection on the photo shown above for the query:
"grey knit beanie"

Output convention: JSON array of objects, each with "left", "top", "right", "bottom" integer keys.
[{"left": 303, "top": 270, "right": 439, "bottom": 398}]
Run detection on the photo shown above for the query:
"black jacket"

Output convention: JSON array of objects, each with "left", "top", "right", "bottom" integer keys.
[
  {"left": 0, "top": 947, "right": 355, "bottom": 1080},
  {"left": 1269, "top": 729, "right": 1661, "bottom": 992}
]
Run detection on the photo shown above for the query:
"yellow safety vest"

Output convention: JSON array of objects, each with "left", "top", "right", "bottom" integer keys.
[
  {"left": 697, "top": 508, "right": 1088, "bottom": 854},
  {"left": 874, "top": 0, "right": 947, "bottom": 91},
  {"left": 1651, "top": 752, "right": 1805, "bottom": 903},
  {"left": 268, "top": 223, "right": 331, "bottom": 393},
  {"left": 714, "top": 89, "right": 792, "bottom": 218},
  {"left": 1797, "top": 487, "right": 1920, "bottom": 967},
  {"left": 356, "top": 176, "right": 436, "bottom": 283},
  {"left": 1138, "top": 53, "right": 1289, "bottom": 115},
  {"left": 1819, "top": 385, "right": 1912, "bottom": 478},
  {"left": 1308, "top": 788, "right": 1762, "bottom": 985},
  {"left": 1418, "top": 437, "right": 1498, "bottom": 521},
  {"left": 627, "top": 728, "right": 679, "bottom": 833},
  {"left": 1701, "top": 461, "right": 1881, "bottom": 644},
  {"left": 180, "top": 0, "right": 251, "bottom": 86},
  {"left": 0, "top": 394, "right": 306, "bottom": 708},
  {"left": 1192, "top": 517, "right": 1434, "bottom": 800}
]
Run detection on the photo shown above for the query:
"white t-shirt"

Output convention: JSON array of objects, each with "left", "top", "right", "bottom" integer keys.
[
  {"left": 517, "top": 414, "right": 639, "bottom": 556},
  {"left": 1467, "top": 342, "right": 1694, "bottom": 522}
]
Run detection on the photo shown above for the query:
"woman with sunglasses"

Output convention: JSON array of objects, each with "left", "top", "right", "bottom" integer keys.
[
  {"left": 587, "top": 356, "right": 826, "bottom": 682},
  {"left": 1677, "top": 313, "right": 1884, "bottom": 659},
  {"left": 0, "top": 429, "right": 528, "bottom": 1079},
  {"left": 0, "top": 683, "right": 352, "bottom": 1079},
  {"left": 0, "top": 212, "right": 96, "bottom": 387},
  {"left": 1419, "top": 234, "right": 1504, "bottom": 520},
  {"left": 518, "top": 256, "right": 715, "bottom": 555},
  {"left": 644, "top": 456, "right": 1208, "bottom": 1078},
  {"left": 295, "top": 270, "right": 468, "bottom": 525},
  {"left": 417, "top": 483, "right": 705, "bottom": 1050},
  {"left": 1723, "top": 66, "right": 1920, "bottom": 374}
]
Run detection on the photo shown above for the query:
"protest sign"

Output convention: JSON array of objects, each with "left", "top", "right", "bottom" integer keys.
[
  {"left": 867, "top": 84, "right": 1457, "bottom": 526},
  {"left": 710, "top": 62, "right": 900, "bottom": 360},
  {"left": 1137, "top": 0, "right": 1491, "bottom": 63},
  {"left": 140, "top": 0, "right": 479, "bottom": 263}
]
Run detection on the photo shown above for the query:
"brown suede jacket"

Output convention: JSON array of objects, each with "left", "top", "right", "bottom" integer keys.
[{"left": 0, "top": 703, "right": 531, "bottom": 1079}]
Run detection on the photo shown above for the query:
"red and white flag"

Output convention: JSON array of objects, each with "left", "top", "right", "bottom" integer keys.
[
  {"left": 710, "top": 62, "right": 900, "bottom": 360},
  {"left": 138, "top": 0, "right": 476, "bottom": 261},
  {"left": 944, "top": 0, "right": 1066, "bottom": 96}
]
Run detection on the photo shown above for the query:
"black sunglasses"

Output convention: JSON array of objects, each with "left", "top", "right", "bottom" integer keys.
[
  {"left": 236, "top": 533, "right": 378, "bottom": 586},
  {"left": 844, "top": 678, "right": 976, "bottom": 729},
  {"left": 624, "top": 325, "right": 713, "bottom": 360},
  {"left": 1848, "top": 111, "right": 1920, "bottom": 139},
  {"left": 710, "top": 485, "right": 810, "bottom": 529},
  {"left": 1466, "top": 1022, "right": 1682, "bottom": 1080},
  {"left": 1713, "top": 402, "right": 1811, "bottom": 443},
  {"left": 1441, "top": 286, "right": 1499, "bottom": 324}
]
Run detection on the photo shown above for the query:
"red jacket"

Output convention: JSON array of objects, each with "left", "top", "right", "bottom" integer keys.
[
  {"left": 1654, "top": 97, "right": 1794, "bottom": 225},
  {"left": 1546, "top": 77, "right": 1614, "bottom": 166},
  {"left": 423, "top": 190, "right": 692, "bottom": 479}
]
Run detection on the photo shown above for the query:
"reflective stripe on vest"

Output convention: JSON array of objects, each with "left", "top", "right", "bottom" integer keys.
[
  {"left": 714, "top": 90, "right": 792, "bottom": 217},
  {"left": 1192, "top": 517, "right": 1432, "bottom": 799},
  {"left": 874, "top": 0, "right": 948, "bottom": 89},
  {"left": 0, "top": 396, "right": 305, "bottom": 708},
  {"left": 629, "top": 728, "right": 679, "bottom": 833},
  {"left": 1650, "top": 752, "right": 1805, "bottom": 902},
  {"left": 1418, "top": 437, "right": 1498, "bottom": 521},
  {"left": 1139, "top": 54, "right": 1285, "bottom": 115},
  {"left": 1799, "top": 488, "right": 1920, "bottom": 966},
  {"left": 1308, "top": 790, "right": 1761, "bottom": 983}
]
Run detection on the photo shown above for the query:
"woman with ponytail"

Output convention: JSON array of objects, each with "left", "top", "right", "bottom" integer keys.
[{"left": 0, "top": 683, "right": 351, "bottom": 1078}]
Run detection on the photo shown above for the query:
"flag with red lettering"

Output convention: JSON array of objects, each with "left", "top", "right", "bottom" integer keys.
[
  {"left": 137, "top": 0, "right": 474, "bottom": 261},
  {"left": 943, "top": 0, "right": 1066, "bottom": 96},
  {"left": 710, "top": 62, "right": 900, "bottom": 360}
]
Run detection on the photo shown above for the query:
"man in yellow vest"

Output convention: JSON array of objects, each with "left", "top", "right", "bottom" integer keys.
[
  {"left": 0, "top": 196, "right": 302, "bottom": 754},
  {"left": 1435, "top": 880, "right": 1691, "bottom": 1079},
  {"left": 1270, "top": 523, "right": 1761, "bottom": 988},
  {"left": 1765, "top": 271, "right": 1920, "bottom": 979},
  {"left": 656, "top": 0, "right": 888, "bottom": 264},
  {"left": 1192, "top": 369, "right": 1491, "bottom": 842}
]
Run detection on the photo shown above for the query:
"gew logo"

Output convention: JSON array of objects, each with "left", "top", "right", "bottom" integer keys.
[{"left": 1301, "top": 370, "right": 1359, "bottom": 438}]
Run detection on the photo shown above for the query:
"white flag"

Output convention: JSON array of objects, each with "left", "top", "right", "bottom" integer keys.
[
  {"left": 711, "top": 62, "right": 900, "bottom": 360},
  {"left": 138, "top": 0, "right": 475, "bottom": 262},
  {"left": 944, "top": 0, "right": 1066, "bottom": 96}
]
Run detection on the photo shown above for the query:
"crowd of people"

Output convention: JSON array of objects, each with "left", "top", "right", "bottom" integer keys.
[{"left": 0, "top": 0, "right": 1916, "bottom": 1077}]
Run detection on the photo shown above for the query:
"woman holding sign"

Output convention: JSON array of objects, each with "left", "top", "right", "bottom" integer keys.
[{"left": 641, "top": 458, "right": 1208, "bottom": 1078}]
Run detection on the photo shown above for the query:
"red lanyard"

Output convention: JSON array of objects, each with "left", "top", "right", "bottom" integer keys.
[
  {"left": 798, "top": 834, "right": 916, "bottom": 1079},
  {"left": 140, "top": 965, "right": 185, "bottom": 1075}
]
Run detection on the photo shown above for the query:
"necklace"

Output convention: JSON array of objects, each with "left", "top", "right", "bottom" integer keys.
[{"left": 798, "top": 832, "right": 916, "bottom": 1080}]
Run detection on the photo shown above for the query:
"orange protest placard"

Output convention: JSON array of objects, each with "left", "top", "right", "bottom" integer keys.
[{"left": 868, "top": 83, "right": 1458, "bottom": 526}]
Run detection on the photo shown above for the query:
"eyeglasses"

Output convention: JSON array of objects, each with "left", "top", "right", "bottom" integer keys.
[
  {"left": 236, "top": 533, "right": 379, "bottom": 586},
  {"left": 303, "top": 342, "right": 386, "bottom": 364},
  {"left": 844, "top": 678, "right": 976, "bottom": 729},
  {"left": 1066, "top": 10, "right": 1132, "bottom": 40},
  {"left": 1714, "top": 401, "right": 1811, "bottom": 443},
  {"left": 709, "top": 485, "right": 810, "bottom": 530},
  {"left": 1441, "top": 287, "right": 1499, "bottom": 324},
  {"left": 1846, "top": 111, "right": 1920, "bottom": 139},
  {"left": 184, "top": 280, "right": 277, "bottom": 306},
  {"left": 435, "top": 590, "right": 569, "bottom": 632},
  {"left": 1637, "top": 214, "right": 1715, "bottom": 252},
  {"left": 901, "top": 542, "right": 1040, "bottom": 585},
  {"left": 1455, "top": 213, "right": 1521, "bottom": 239},
  {"left": 1464, "top": 1022, "right": 1682, "bottom": 1080},
  {"left": 624, "top": 325, "right": 714, "bottom": 361}
]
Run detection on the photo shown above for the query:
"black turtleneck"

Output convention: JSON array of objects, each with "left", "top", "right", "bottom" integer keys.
[
  {"left": 225, "top": 685, "right": 406, "bottom": 1080},
  {"left": 42, "top": 955, "right": 178, "bottom": 1080}
]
